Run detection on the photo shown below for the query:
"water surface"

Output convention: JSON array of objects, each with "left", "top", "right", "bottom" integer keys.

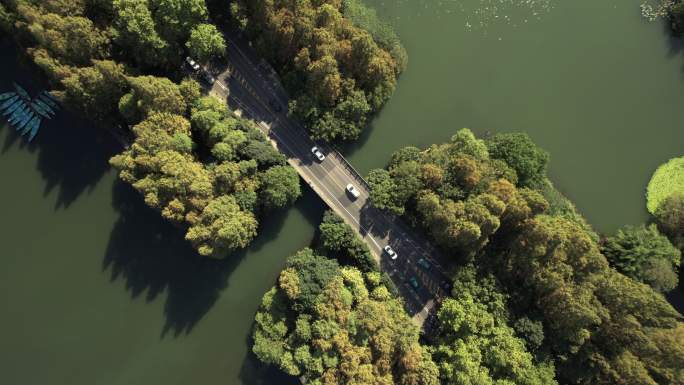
[
  {"left": 2, "top": 0, "right": 684, "bottom": 382},
  {"left": 0, "top": 39, "right": 309, "bottom": 385},
  {"left": 348, "top": 0, "right": 684, "bottom": 232}
]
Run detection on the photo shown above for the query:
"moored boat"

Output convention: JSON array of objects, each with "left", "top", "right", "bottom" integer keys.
[{"left": 1, "top": 95, "right": 19, "bottom": 110}]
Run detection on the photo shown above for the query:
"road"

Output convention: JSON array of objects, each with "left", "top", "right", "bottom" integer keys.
[{"left": 203, "top": 31, "right": 450, "bottom": 327}]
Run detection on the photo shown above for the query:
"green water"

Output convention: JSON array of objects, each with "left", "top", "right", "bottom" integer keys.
[
  {"left": 0, "top": 41, "right": 312, "bottom": 385},
  {"left": 347, "top": 0, "right": 684, "bottom": 232},
  {"left": 2, "top": 0, "right": 684, "bottom": 383}
]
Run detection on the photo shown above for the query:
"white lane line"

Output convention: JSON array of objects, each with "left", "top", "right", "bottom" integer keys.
[
  {"left": 228, "top": 77, "right": 371, "bottom": 213},
  {"left": 255, "top": 121, "right": 383, "bottom": 253},
  {"left": 218, "top": 50, "right": 394, "bottom": 258}
]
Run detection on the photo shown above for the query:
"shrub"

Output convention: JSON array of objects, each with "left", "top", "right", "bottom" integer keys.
[{"left": 646, "top": 156, "right": 684, "bottom": 214}]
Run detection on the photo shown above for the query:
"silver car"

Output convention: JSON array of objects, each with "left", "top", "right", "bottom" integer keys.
[
  {"left": 311, "top": 146, "right": 325, "bottom": 161},
  {"left": 346, "top": 183, "right": 360, "bottom": 199},
  {"left": 384, "top": 245, "right": 397, "bottom": 260},
  {"left": 185, "top": 56, "right": 200, "bottom": 71}
]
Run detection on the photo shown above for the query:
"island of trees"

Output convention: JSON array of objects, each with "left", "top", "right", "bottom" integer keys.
[
  {"left": 255, "top": 129, "right": 684, "bottom": 385},
  {"left": 364, "top": 129, "right": 684, "bottom": 384}
]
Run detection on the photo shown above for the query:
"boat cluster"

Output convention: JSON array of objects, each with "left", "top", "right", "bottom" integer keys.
[{"left": 0, "top": 83, "right": 59, "bottom": 141}]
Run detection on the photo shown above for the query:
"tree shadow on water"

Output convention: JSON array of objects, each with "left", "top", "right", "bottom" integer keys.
[
  {"left": 102, "top": 180, "right": 315, "bottom": 339},
  {"left": 0, "top": 38, "right": 120, "bottom": 210},
  {"left": 103, "top": 181, "right": 242, "bottom": 338}
]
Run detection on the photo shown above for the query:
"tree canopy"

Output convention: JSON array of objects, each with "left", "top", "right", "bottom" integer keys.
[
  {"left": 368, "top": 128, "right": 684, "bottom": 384},
  {"left": 368, "top": 128, "right": 547, "bottom": 260},
  {"left": 655, "top": 192, "right": 684, "bottom": 250},
  {"left": 252, "top": 249, "right": 439, "bottom": 385},
  {"left": 186, "top": 23, "right": 226, "bottom": 62},
  {"left": 318, "top": 210, "right": 378, "bottom": 272},
  {"left": 229, "top": 0, "right": 405, "bottom": 142},
  {"left": 486, "top": 132, "right": 549, "bottom": 188},
  {"left": 430, "top": 266, "right": 558, "bottom": 385},
  {"left": 602, "top": 224, "right": 681, "bottom": 292},
  {"left": 647, "top": 156, "right": 684, "bottom": 214}
]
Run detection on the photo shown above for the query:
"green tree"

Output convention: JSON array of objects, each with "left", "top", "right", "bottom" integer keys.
[
  {"left": 498, "top": 215, "right": 684, "bottom": 384},
  {"left": 127, "top": 75, "right": 187, "bottom": 116},
  {"left": 252, "top": 249, "right": 439, "bottom": 384},
  {"left": 186, "top": 23, "right": 226, "bottom": 62},
  {"left": 282, "top": 248, "right": 341, "bottom": 312},
  {"left": 602, "top": 224, "right": 681, "bottom": 292},
  {"left": 232, "top": 0, "right": 404, "bottom": 142},
  {"left": 112, "top": 0, "right": 170, "bottom": 67},
  {"left": 513, "top": 317, "right": 545, "bottom": 352},
  {"left": 178, "top": 77, "right": 201, "bottom": 108},
  {"left": 647, "top": 156, "right": 684, "bottom": 214},
  {"left": 239, "top": 140, "right": 286, "bottom": 169},
  {"left": 18, "top": 5, "right": 110, "bottom": 65},
  {"left": 258, "top": 165, "right": 301, "bottom": 209},
  {"left": 432, "top": 295, "right": 557, "bottom": 385},
  {"left": 151, "top": 0, "right": 207, "bottom": 43},
  {"left": 450, "top": 128, "right": 489, "bottom": 160},
  {"left": 367, "top": 168, "right": 404, "bottom": 215},
  {"left": 318, "top": 211, "right": 378, "bottom": 272},
  {"left": 655, "top": 192, "right": 684, "bottom": 249},
  {"left": 486, "top": 132, "right": 549, "bottom": 187},
  {"left": 185, "top": 195, "right": 257, "bottom": 257},
  {"left": 61, "top": 60, "right": 128, "bottom": 121}
]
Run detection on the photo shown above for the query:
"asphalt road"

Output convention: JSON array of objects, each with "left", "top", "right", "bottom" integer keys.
[{"left": 202, "top": 31, "right": 451, "bottom": 327}]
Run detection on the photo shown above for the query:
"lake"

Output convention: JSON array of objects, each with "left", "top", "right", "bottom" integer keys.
[
  {"left": 0, "top": 39, "right": 309, "bottom": 385},
  {"left": 1, "top": 0, "right": 683, "bottom": 384},
  {"left": 347, "top": 0, "right": 684, "bottom": 233}
]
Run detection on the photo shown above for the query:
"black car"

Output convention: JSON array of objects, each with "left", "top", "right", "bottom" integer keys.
[{"left": 202, "top": 70, "right": 216, "bottom": 85}]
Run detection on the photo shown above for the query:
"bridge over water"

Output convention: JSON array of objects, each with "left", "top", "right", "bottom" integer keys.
[{"left": 207, "top": 31, "right": 451, "bottom": 327}]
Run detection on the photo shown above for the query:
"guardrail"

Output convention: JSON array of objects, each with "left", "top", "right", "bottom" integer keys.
[{"left": 327, "top": 147, "right": 371, "bottom": 190}]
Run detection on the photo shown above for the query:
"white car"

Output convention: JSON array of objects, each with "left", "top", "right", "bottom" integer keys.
[
  {"left": 346, "top": 183, "right": 360, "bottom": 199},
  {"left": 384, "top": 245, "right": 397, "bottom": 260},
  {"left": 185, "top": 56, "right": 200, "bottom": 71},
  {"left": 311, "top": 146, "right": 325, "bottom": 161}
]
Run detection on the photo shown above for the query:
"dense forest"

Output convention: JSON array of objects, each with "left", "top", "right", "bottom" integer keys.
[
  {"left": 366, "top": 129, "right": 684, "bottom": 385},
  {"left": 0, "top": 0, "right": 299, "bottom": 257},
  {"left": 253, "top": 212, "right": 438, "bottom": 384},
  {"left": 228, "top": 0, "right": 406, "bottom": 142}
]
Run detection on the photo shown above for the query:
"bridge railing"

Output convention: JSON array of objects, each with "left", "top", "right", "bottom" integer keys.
[{"left": 327, "top": 147, "right": 371, "bottom": 190}]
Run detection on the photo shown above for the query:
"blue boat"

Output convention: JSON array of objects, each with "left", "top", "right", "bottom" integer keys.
[
  {"left": 28, "top": 118, "right": 42, "bottom": 141},
  {"left": 8, "top": 105, "right": 29, "bottom": 125},
  {"left": 20, "top": 115, "right": 39, "bottom": 136},
  {"left": 39, "top": 92, "right": 59, "bottom": 109},
  {"left": 34, "top": 98, "right": 55, "bottom": 116},
  {"left": 12, "top": 105, "right": 32, "bottom": 125},
  {"left": 13, "top": 83, "right": 30, "bottom": 100},
  {"left": 15, "top": 111, "right": 35, "bottom": 131},
  {"left": 1, "top": 95, "right": 19, "bottom": 110},
  {"left": 30, "top": 100, "right": 52, "bottom": 119},
  {"left": 2, "top": 84, "right": 59, "bottom": 142},
  {"left": 4, "top": 99, "right": 26, "bottom": 116},
  {"left": 0, "top": 91, "right": 15, "bottom": 100}
]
